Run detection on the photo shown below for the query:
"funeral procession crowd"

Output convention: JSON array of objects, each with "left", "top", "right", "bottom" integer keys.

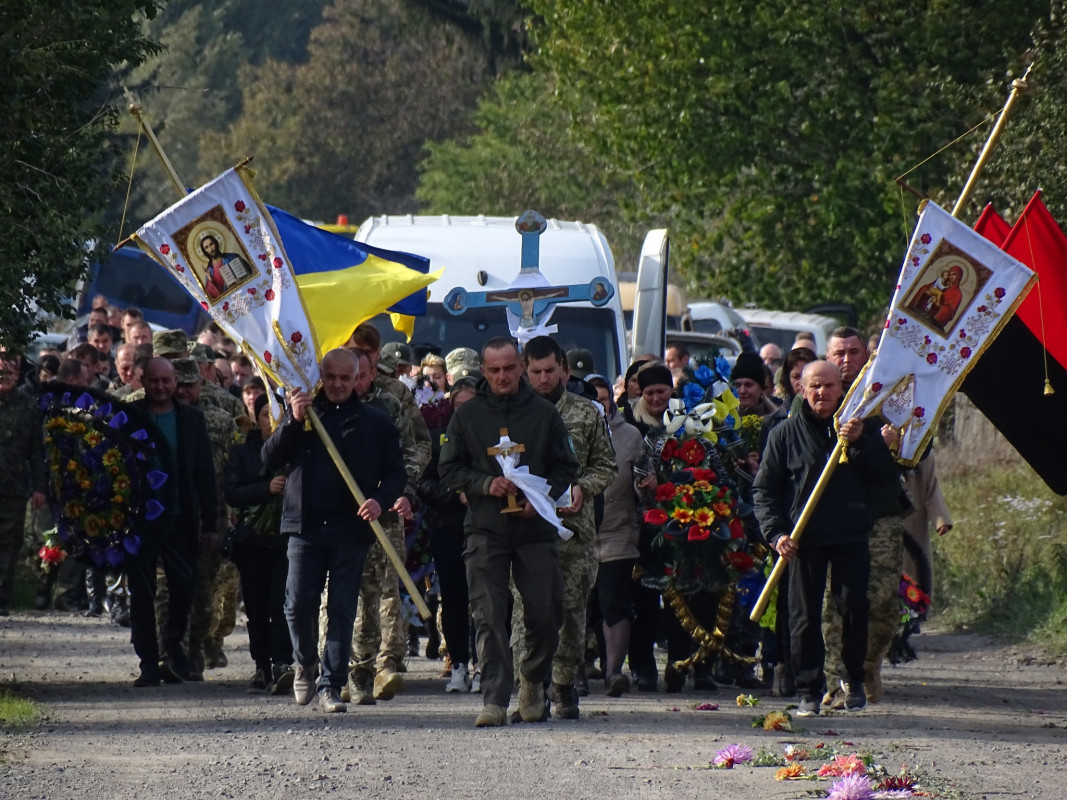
[{"left": 1, "top": 299, "right": 952, "bottom": 726}]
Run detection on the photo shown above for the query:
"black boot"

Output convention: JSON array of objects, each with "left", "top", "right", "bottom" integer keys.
[
  {"left": 424, "top": 594, "right": 441, "bottom": 659},
  {"left": 84, "top": 568, "right": 106, "bottom": 617},
  {"left": 692, "top": 662, "right": 718, "bottom": 691}
]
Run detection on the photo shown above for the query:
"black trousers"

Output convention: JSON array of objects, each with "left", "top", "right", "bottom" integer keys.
[
  {"left": 429, "top": 525, "right": 472, "bottom": 665},
  {"left": 127, "top": 516, "right": 198, "bottom": 674},
  {"left": 234, "top": 540, "right": 291, "bottom": 670},
  {"left": 787, "top": 540, "right": 869, "bottom": 701}
]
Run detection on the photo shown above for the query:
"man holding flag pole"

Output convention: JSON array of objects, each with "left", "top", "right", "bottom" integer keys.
[
  {"left": 748, "top": 62, "right": 1037, "bottom": 650},
  {"left": 120, "top": 121, "right": 441, "bottom": 694}
]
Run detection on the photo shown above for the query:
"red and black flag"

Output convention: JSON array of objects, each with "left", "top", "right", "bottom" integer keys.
[{"left": 963, "top": 191, "right": 1067, "bottom": 494}]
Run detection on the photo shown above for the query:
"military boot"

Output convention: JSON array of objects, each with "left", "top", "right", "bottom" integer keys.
[{"left": 551, "top": 682, "right": 580, "bottom": 720}]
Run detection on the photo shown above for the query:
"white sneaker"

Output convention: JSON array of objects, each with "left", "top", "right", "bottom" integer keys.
[
  {"left": 445, "top": 662, "right": 470, "bottom": 693},
  {"left": 470, "top": 668, "right": 482, "bottom": 694}
]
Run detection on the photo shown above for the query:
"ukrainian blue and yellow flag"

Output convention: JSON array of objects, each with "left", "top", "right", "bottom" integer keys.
[{"left": 268, "top": 205, "right": 439, "bottom": 350}]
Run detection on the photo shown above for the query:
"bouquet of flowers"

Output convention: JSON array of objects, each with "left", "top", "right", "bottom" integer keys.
[
  {"left": 240, "top": 487, "right": 283, "bottom": 537},
  {"left": 640, "top": 362, "right": 765, "bottom": 594},
  {"left": 41, "top": 386, "right": 168, "bottom": 569},
  {"left": 37, "top": 528, "right": 66, "bottom": 573}
]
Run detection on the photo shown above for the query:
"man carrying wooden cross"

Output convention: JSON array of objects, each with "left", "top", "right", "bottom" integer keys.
[{"left": 439, "top": 337, "right": 578, "bottom": 728}]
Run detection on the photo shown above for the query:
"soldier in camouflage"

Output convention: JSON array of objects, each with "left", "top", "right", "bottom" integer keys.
[
  {"left": 344, "top": 326, "right": 430, "bottom": 703},
  {"left": 0, "top": 349, "right": 47, "bottom": 614},
  {"left": 154, "top": 359, "right": 238, "bottom": 678},
  {"left": 512, "top": 337, "right": 617, "bottom": 720},
  {"left": 334, "top": 342, "right": 426, "bottom": 704},
  {"left": 190, "top": 342, "right": 248, "bottom": 425},
  {"left": 821, "top": 465, "right": 908, "bottom": 707}
]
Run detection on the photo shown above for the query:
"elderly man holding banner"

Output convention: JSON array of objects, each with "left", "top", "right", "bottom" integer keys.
[
  {"left": 753, "top": 361, "right": 896, "bottom": 716},
  {"left": 262, "top": 348, "right": 406, "bottom": 711},
  {"left": 749, "top": 198, "right": 1036, "bottom": 717}
]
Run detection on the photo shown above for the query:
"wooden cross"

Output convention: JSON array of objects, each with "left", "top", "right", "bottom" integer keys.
[{"left": 487, "top": 427, "right": 525, "bottom": 514}]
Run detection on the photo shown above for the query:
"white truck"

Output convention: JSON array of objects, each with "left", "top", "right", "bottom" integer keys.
[{"left": 352, "top": 214, "right": 634, "bottom": 379}]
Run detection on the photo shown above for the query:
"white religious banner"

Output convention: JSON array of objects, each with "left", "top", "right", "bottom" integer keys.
[
  {"left": 129, "top": 167, "right": 321, "bottom": 395},
  {"left": 838, "top": 201, "right": 1036, "bottom": 465}
]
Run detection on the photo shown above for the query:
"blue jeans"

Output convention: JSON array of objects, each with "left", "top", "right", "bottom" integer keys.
[{"left": 285, "top": 533, "right": 368, "bottom": 691}]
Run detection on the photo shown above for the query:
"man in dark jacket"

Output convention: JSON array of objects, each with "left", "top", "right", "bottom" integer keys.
[
  {"left": 438, "top": 337, "right": 578, "bottom": 728},
  {"left": 128, "top": 358, "right": 218, "bottom": 687},
  {"left": 753, "top": 360, "right": 895, "bottom": 717},
  {"left": 262, "top": 348, "right": 405, "bottom": 713}
]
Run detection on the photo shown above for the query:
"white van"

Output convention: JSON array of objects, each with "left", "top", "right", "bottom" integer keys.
[
  {"left": 734, "top": 308, "right": 839, "bottom": 357},
  {"left": 353, "top": 214, "right": 629, "bottom": 379}
]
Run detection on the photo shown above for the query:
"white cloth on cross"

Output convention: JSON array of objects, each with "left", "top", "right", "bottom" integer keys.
[{"left": 492, "top": 434, "right": 572, "bottom": 540}]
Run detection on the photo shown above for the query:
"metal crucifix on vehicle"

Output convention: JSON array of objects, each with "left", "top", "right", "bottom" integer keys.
[{"left": 442, "top": 210, "right": 615, "bottom": 346}]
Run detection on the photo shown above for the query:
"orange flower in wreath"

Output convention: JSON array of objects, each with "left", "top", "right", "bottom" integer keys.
[
  {"left": 672, "top": 507, "right": 693, "bottom": 524},
  {"left": 693, "top": 507, "right": 714, "bottom": 527}
]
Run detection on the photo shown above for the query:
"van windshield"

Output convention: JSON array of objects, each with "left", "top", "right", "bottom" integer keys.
[{"left": 367, "top": 305, "right": 622, "bottom": 379}]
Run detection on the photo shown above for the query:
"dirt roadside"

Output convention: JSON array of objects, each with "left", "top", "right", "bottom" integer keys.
[{"left": 0, "top": 611, "right": 1064, "bottom": 800}]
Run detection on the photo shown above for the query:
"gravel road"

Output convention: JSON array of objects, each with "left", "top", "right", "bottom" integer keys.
[{"left": 1, "top": 611, "right": 1064, "bottom": 799}]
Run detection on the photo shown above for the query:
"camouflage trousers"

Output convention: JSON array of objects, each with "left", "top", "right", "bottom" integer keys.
[
  {"left": 823, "top": 516, "right": 903, "bottom": 687},
  {"left": 316, "top": 516, "right": 406, "bottom": 675},
  {"left": 512, "top": 531, "right": 598, "bottom": 686},
  {"left": 210, "top": 560, "right": 241, "bottom": 644}
]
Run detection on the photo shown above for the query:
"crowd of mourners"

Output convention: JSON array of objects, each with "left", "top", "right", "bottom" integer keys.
[{"left": 0, "top": 296, "right": 952, "bottom": 725}]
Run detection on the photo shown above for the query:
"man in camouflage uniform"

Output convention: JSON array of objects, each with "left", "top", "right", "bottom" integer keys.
[
  {"left": 154, "top": 358, "right": 237, "bottom": 678},
  {"left": 189, "top": 342, "right": 248, "bottom": 425},
  {"left": 512, "top": 336, "right": 617, "bottom": 720},
  {"left": 342, "top": 331, "right": 429, "bottom": 704},
  {"left": 0, "top": 349, "right": 47, "bottom": 614}
]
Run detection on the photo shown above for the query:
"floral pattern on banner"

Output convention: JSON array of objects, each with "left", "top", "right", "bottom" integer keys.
[{"left": 886, "top": 285, "right": 1010, "bottom": 378}]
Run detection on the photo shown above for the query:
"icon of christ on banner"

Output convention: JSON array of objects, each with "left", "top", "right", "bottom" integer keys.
[{"left": 173, "top": 205, "right": 255, "bottom": 302}]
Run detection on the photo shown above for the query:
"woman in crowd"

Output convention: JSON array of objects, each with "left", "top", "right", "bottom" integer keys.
[
  {"left": 240, "top": 375, "right": 266, "bottom": 420},
  {"left": 224, "top": 393, "right": 293, "bottom": 694},
  {"left": 420, "top": 354, "right": 448, "bottom": 392},
  {"left": 417, "top": 377, "right": 479, "bottom": 693},
  {"left": 587, "top": 375, "right": 644, "bottom": 696}
]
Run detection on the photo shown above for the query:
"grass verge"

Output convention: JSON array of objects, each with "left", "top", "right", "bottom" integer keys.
[
  {"left": 0, "top": 689, "right": 42, "bottom": 731},
  {"left": 934, "top": 442, "right": 1067, "bottom": 655}
]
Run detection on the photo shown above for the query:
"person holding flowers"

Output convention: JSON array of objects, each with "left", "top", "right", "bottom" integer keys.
[
  {"left": 630, "top": 361, "right": 761, "bottom": 693},
  {"left": 128, "top": 357, "right": 219, "bottom": 687},
  {"left": 225, "top": 393, "right": 293, "bottom": 695}
]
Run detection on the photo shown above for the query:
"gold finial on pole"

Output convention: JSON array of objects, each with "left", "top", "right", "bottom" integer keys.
[
  {"left": 951, "top": 64, "right": 1034, "bottom": 218},
  {"left": 123, "top": 86, "right": 187, "bottom": 200}
]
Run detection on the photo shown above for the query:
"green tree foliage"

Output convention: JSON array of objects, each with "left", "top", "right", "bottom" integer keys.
[
  {"left": 207, "top": 0, "right": 491, "bottom": 220},
  {"left": 964, "top": 3, "right": 1067, "bottom": 223},
  {"left": 0, "top": 1, "right": 160, "bottom": 351},
  {"left": 121, "top": 0, "right": 334, "bottom": 218},
  {"left": 526, "top": 0, "right": 1047, "bottom": 325}
]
